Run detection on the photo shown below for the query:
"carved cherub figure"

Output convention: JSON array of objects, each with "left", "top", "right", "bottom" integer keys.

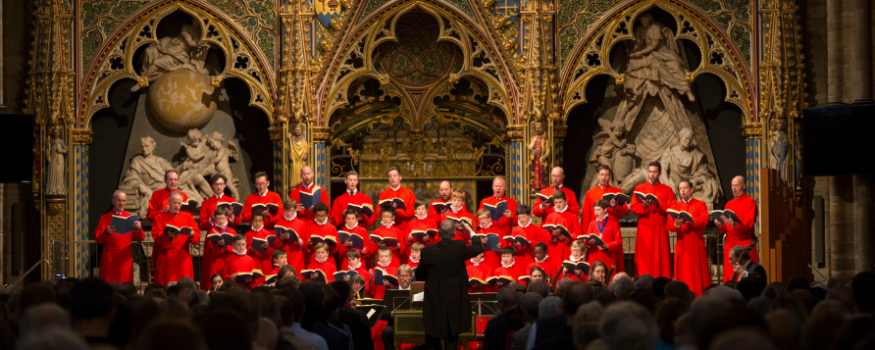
[
  {"left": 207, "top": 132, "right": 240, "bottom": 199},
  {"left": 590, "top": 119, "right": 636, "bottom": 186}
]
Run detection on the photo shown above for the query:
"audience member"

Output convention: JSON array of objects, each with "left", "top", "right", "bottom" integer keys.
[
  {"left": 19, "top": 303, "right": 70, "bottom": 336},
  {"left": 527, "top": 282, "right": 592, "bottom": 349},
  {"left": 17, "top": 327, "right": 90, "bottom": 350},
  {"left": 484, "top": 287, "right": 524, "bottom": 350},
  {"left": 512, "top": 292, "right": 543, "bottom": 350},
  {"left": 600, "top": 301, "right": 659, "bottom": 350},
  {"left": 69, "top": 278, "right": 115, "bottom": 347}
]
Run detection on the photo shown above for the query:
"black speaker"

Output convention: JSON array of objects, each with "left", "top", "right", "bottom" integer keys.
[
  {"left": 0, "top": 114, "right": 35, "bottom": 183},
  {"left": 802, "top": 103, "right": 875, "bottom": 176}
]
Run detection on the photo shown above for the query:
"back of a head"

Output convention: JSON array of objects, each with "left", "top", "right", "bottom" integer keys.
[
  {"left": 635, "top": 275, "right": 654, "bottom": 290},
  {"left": 765, "top": 309, "right": 801, "bottom": 350},
  {"left": 787, "top": 276, "right": 809, "bottom": 292},
  {"left": 255, "top": 317, "right": 279, "bottom": 350},
  {"left": 69, "top": 278, "right": 114, "bottom": 319},
  {"left": 738, "top": 277, "right": 765, "bottom": 300},
  {"left": 497, "top": 286, "right": 518, "bottom": 308},
  {"left": 664, "top": 281, "right": 694, "bottom": 304},
  {"left": 708, "top": 328, "right": 776, "bottom": 350},
  {"left": 556, "top": 278, "right": 574, "bottom": 297},
  {"left": 831, "top": 315, "right": 875, "bottom": 350},
  {"left": 703, "top": 285, "right": 743, "bottom": 301},
  {"left": 652, "top": 277, "right": 671, "bottom": 299},
  {"left": 194, "top": 309, "right": 249, "bottom": 350},
  {"left": 439, "top": 220, "right": 456, "bottom": 240},
  {"left": 689, "top": 296, "right": 732, "bottom": 335},
  {"left": 277, "top": 287, "right": 306, "bottom": 325},
  {"left": 608, "top": 275, "right": 635, "bottom": 298},
  {"left": 322, "top": 286, "right": 342, "bottom": 321},
  {"left": 655, "top": 298, "right": 689, "bottom": 344},
  {"left": 803, "top": 300, "right": 848, "bottom": 350},
  {"left": 299, "top": 283, "right": 324, "bottom": 330},
  {"left": 852, "top": 271, "right": 875, "bottom": 313},
  {"left": 140, "top": 318, "right": 209, "bottom": 350},
  {"left": 596, "top": 289, "right": 618, "bottom": 307},
  {"left": 20, "top": 283, "right": 56, "bottom": 312},
  {"left": 18, "top": 327, "right": 90, "bottom": 350},
  {"left": 762, "top": 282, "right": 788, "bottom": 299},
  {"left": 573, "top": 323, "right": 601, "bottom": 349},
  {"left": 599, "top": 301, "right": 659, "bottom": 350},
  {"left": 250, "top": 288, "right": 281, "bottom": 326},
  {"left": 519, "top": 292, "right": 543, "bottom": 322},
  {"left": 526, "top": 280, "right": 550, "bottom": 298},
  {"left": 330, "top": 280, "right": 353, "bottom": 306},
  {"left": 539, "top": 296, "right": 562, "bottom": 319},
  {"left": 768, "top": 296, "right": 807, "bottom": 321},
  {"left": 177, "top": 277, "right": 198, "bottom": 291},
  {"left": 113, "top": 282, "right": 138, "bottom": 299},
  {"left": 629, "top": 288, "right": 657, "bottom": 314},
  {"left": 563, "top": 282, "right": 593, "bottom": 315},
  {"left": 575, "top": 301, "right": 605, "bottom": 325},
  {"left": 20, "top": 303, "right": 70, "bottom": 336}
]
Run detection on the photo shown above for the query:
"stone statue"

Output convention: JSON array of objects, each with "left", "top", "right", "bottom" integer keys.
[
  {"left": 590, "top": 118, "right": 636, "bottom": 187},
  {"left": 769, "top": 118, "right": 789, "bottom": 181},
  {"left": 46, "top": 124, "right": 67, "bottom": 196},
  {"left": 120, "top": 136, "right": 185, "bottom": 217},
  {"left": 206, "top": 131, "right": 240, "bottom": 198},
  {"left": 132, "top": 17, "right": 211, "bottom": 92},
  {"left": 177, "top": 129, "right": 214, "bottom": 202},
  {"left": 288, "top": 123, "right": 310, "bottom": 187},
  {"left": 528, "top": 121, "right": 550, "bottom": 190}
]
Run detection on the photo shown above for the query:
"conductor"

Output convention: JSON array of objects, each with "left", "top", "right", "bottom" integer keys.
[{"left": 415, "top": 220, "right": 484, "bottom": 350}]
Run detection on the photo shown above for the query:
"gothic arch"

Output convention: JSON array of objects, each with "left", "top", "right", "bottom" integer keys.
[
  {"left": 558, "top": 0, "right": 754, "bottom": 123},
  {"left": 79, "top": 1, "right": 277, "bottom": 129},
  {"left": 315, "top": 1, "right": 519, "bottom": 127}
]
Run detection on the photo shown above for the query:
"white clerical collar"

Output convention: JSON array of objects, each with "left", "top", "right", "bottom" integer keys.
[
  {"left": 215, "top": 193, "right": 224, "bottom": 199},
  {"left": 681, "top": 197, "right": 692, "bottom": 203},
  {"left": 303, "top": 182, "right": 314, "bottom": 190},
  {"left": 536, "top": 255, "right": 549, "bottom": 263},
  {"left": 283, "top": 212, "right": 298, "bottom": 221},
  {"left": 415, "top": 213, "right": 428, "bottom": 220},
  {"left": 470, "top": 258, "right": 484, "bottom": 266},
  {"left": 598, "top": 184, "right": 609, "bottom": 189},
  {"left": 382, "top": 221, "right": 395, "bottom": 229},
  {"left": 348, "top": 262, "right": 361, "bottom": 270},
  {"left": 314, "top": 217, "right": 329, "bottom": 226},
  {"left": 233, "top": 248, "right": 248, "bottom": 256},
  {"left": 251, "top": 225, "right": 264, "bottom": 232},
  {"left": 258, "top": 190, "right": 268, "bottom": 197},
  {"left": 501, "top": 261, "right": 515, "bottom": 269},
  {"left": 480, "top": 221, "right": 492, "bottom": 229},
  {"left": 555, "top": 205, "right": 568, "bottom": 214},
  {"left": 451, "top": 205, "right": 463, "bottom": 213},
  {"left": 377, "top": 260, "right": 392, "bottom": 268},
  {"left": 345, "top": 222, "right": 358, "bottom": 230},
  {"left": 494, "top": 195, "right": 503, "bottom": 200},
  {"left": 215, "top": 224, "right": 228, "bottom": 230},
  {"left": 597, "top": 215, "right": 608, "bottom": 223},
  {"left": 347, "top": 188, "right": 357, "bottom": 196},
  {"left": 115, "top": 210, "right": 124, "bottom": 215},
  {"left": 274, "top": 263, "right": 282, "bottom": 267},
  {"left": 568, "top": 254, "right": 583, "bottom": 263},
  {"left": 409, "top": 257, "right": 420, "bottom": 264},
  {"left": 518, "top": 220, "right": 531, "bottom": 228},
  {"left": 315, "top": 256, "right": 328, "bottom": 264},
  {"left": 390, "top": 184, "right": 401, "bottom": 192}
]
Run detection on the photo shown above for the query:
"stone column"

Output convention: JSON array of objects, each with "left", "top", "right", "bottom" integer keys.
[
  {"left": 312, "top": 127, "right": 331, "bottom": 198},
  {"left": 851, "top": 0, "right": 873, "bottom": 273},
  {"left": 506, "top": 126, "right": 526, "bottom": 205},
  {"left": 270, "top": 125, "right": 285, "bottom": 197}
]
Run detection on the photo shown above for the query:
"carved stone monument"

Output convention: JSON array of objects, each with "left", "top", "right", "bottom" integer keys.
[{"left": 46, "top": 124, "right": 67, "bottom": 196}]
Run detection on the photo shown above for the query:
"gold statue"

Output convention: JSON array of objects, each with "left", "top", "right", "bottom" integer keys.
[
  {"left": 288, "top": 123, "right": 310, "bottom": 187},
  {"left": 527, "top": 121, "right": 550, "bottom": 190}
]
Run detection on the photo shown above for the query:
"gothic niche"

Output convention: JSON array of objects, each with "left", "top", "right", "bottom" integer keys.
[{"left": 567, "top": 9, "right": 723, "bottom": 204}]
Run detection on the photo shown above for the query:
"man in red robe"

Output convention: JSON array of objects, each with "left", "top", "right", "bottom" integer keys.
[
  {"left": 330, "top": 170, "right": 375, "bottom": 227},
  {"left": 289, "top": 165, "right": 330, "bottom": 221},
  {"left": 147, "top": 170, "right": 187, "bottom": 222},
  {"left": 533, "top": 167, "right": 580, "bottom": 219},
  {"left": 428, "top": 180, "right": 460, "bottom": 226},
  {"left": 580, "top": 165, "right": 630, "bottom": 272},
  {"left": 630, "top": 162, "right": 677, "bottom": 278},
  {"left": 478, "top": 176, "right": 518, "bottom": 238},
  {"left": 94, "top": 191, "right": 145, "bottom": 283},
  {"left": 198, "top": 174, "right": 242, "bottom": 230},
  {"left": 241, "top": 171, "right": 284, "bottom": 230},
  {"left": 375, "top": 166, "right": 416, "bottom": 232},
  {"left": 717, "top": 175, "right": 758, "bottom": 283},
  {"left": 667, "top": 180, "right": 711, "bottom": 296},
  {"left": 152, "top": 192, "right": 200, "bottom": 287}
]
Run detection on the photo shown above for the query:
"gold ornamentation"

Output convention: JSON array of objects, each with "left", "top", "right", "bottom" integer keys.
[
  {"left": 741, "top": 122, "right": 762, "bottom": 139},
  {"left": 506, "top": 126, "right": 524, "bottom": 140},
  {"left": 47, "top": 199, "right": 65, "bottom": 217},
  {"left": 71, "top": 129, "right": 92, "bottom": 145},
  {"left": 136, "top": 76, "right": 150, "bottom": 88},
  {"left": 312, "top": 127, "right": 331, "bottom": 142},
  {"left": 269, "top": 126, "right": 283, "bottom": 142},
  {"left": 211, "top": 75, "right": 223, "bottom": 87}
]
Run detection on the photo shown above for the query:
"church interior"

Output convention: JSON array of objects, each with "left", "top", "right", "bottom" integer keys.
[{"left": 0, "top": 0, "right": 874, "bottom": 349}]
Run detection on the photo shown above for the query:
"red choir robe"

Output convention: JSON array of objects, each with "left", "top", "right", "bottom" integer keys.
[
  {"left": 330, "top": 189, "right": 376, "bottom": 227},
  {"left": 560, "top": 254, "right": 589, "bottom": 282},
  {"left": 581, "top": 184, "right": 630, "bottom": 273},
  {"left": 200, "top": 224, "right": 235, "bottom": 290},
  {"left": 505, "top": 222, "right": 547, "bottom": 270},
  {"left": 493, "top": 261, "right": 522, "bottom": 282},
  {"left": 94, "top": 210, "right": 145, "bottom": 283},
  {"left": 147, "top": 188, "right": 188, "bottom": 222},
  {"left": 526, "top": 255, "right": 560, "bottom": 284},
  {"left": 446, "top": 208, "right": 475, "bottom": 244},
  {"left": 478, "top": 196, "right": 519, "bottom": 237},
  {"left": 305, "top": 256, "right": 337, "bottom": 283},
  {"left": 584, "top": 217, "right": 621, "bottom": 278},
  {"left": 246, "top": 225, "right": 274, "bottom": 284},
  {"left": 406, "top": 257, "right": 420, "bottom": 269},
  {"left": 223, "top": 248, "right": 262, "bottom": 291},
  {"left": 406, "top": 214, "right": 441, "bottom": 250},
  {"left": 305, "top": 218, "right": 341, "bottom": 265},
  {"left": 630, "top": 181, "right": 677, "bottom": 278},
  {"left": 533, "top": 185, "right": 580, "bottom": 219},
  {"left": 342, "top": 261, "right": 371, "bottom": 292},
  {"left": 289, "top": 182, "right": 331, "bottom": 221},
  {"left": 541, "top": 210, "right": 576, "bottom": 264},
  {"left": 667, "top": 198, "right": 711, "bottom": 296},
  {"left": 370, "top": 224, "right": 407, "bottom": 264},
  {"left": 274, "top": 213, "right": 308, "bottom": 279},
  {"left": 368, "top": 261, "right": 399, "bottom": 299},
  {"left": 375, "top": 186, "right": 417, "bottom": 232},
  {"left": 241, "top": 190, "right": 284, "bottom": 230},
  {"left": 475, "top": 223, "right": 503, "bottom": 268},
  {"left": 428, "top": 198, "right": 466, "bottom": 227},
  {"left": 466, "top": 259, "right": 494, "bottom": 293},
  {"left": 337, "top": 223, "right": 371, "bottom": 268},
  {"left": 719, "top": 193, "right": 758, "bottom": 283},
  {"left": 198, "top": 194, "right": 243, "bottom": 230},
  {"left": 151, "top": 211, "right": 200, "bottom": 287}
]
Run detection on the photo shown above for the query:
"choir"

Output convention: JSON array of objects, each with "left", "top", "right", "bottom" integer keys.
[{"left": 94, "top": 163, "right": 757, "bottom": 300}]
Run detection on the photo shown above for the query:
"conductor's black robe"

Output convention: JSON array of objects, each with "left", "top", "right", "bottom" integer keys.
[{"left": 415, "top": 238, "right": 484, "bottom": 338}]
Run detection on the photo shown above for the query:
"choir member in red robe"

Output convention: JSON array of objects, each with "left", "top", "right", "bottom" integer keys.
[
  {"left": 585, "top": 200, "right": 621, "bottom": 279},
  {"left": 146, "top": 170, "right": 188, "bottom": 222},
  {"left": 533, "top": 167, "right": 580, "bottom": 219},
  {"left": 246, "top": 211, "right": 274, "bottom": 284},
  {"left": 223, "top": 234, "right": 262, "bottom": 291},
  {"left": 289, "top": 166, "right": 330, "bottom": 221},
  {"left": 241, "top": 171, "right": 284, "bottom": 230},
  {"left": 630, "top": 162, "right": 677, "bottom": 278},
  {"left": 342, "top": 249, "right": 371, "bottom": 292},
  {"left": 668, "top": 180, "right": 711, "bottom": 296},
  {"left": 198, "top": 174, "right": 242, "bottom": 230},
  {"left": 492, "top": 247, "right": 522, "bottom": 288},
  {"left": 559, "top": 240, "right": 589, "bottom": 282},
  {"left": 541, "top": 191, "right": 577, "bottom": 261},
  {"left": 580, "top": 165, "right": 630, "bottom": 273},
  {"left": 428, "top": 180, "right": 460, "bottom": 226},
  {"left": 200, "top": 207, "right": 235, "bottom": 290},
  {"left": 305, "top": 203, "right": 341, "bottom": 265},
  {"left": 305, "top": 242, "right": 337, "bottom": 283},
  {"left": 406, "top": 243, "right": 423, "bottom": 269},
  {"left": 274, "top": 199, "right": 307, "bottom": 278},
  {"left": 338, "top": 209, "right": 372, "bottom": 268},
  {"left": 466, "top": 253, "right": 494, "bottom": 293},
  {"left": 474, "top": 209, "right": 502, "bottom": 268},
  {"left": 371, "top": 206, "right": 407, "bottom": 264},
  {"left": 527, "top": 243, "right": 560, "bottom": 284},
  {"left": 95, "top": 191, "right": 145, "bottom": 283},
  {"left": 505, "top": 205, "right": 544, "bottom": 269},
  {"left": 717, "top": 175, "right": 759, "bottom": 283},
  {"left": 369, "top": 247, "right": 400, "bottom": 299},
  {"left": 478, "top": 176, "right": 518, "bottom": 237},
  {"left": 330, "top": 170, "right": 376, "bottom": 227},
  {"left": 407, "top": 201, "right": 441, "bottom": 249},
  {"left": 152, "top": 192, "right": 200, "bottom": 287},
  {"left": 264, "top": 249, "right": 287, "bottom": 288},
  {"left": 374, "top": 166, "right": 417, "bottom": 232},
  {"left": 446, "top": 191, "right": 475, "bottom": 243}
]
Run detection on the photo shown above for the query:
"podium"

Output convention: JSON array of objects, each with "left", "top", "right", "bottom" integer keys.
[{"left": 391, "top": 282, "right": 480, "bottom": 349}]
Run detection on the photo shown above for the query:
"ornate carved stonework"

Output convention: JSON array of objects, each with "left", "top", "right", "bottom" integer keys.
[
  {"left": 506, "top": 126, "right": 525, "bottom": 140},
  {"left": 71, "top": 129, "right": 92, "bottom": 145},
  {"left": 47, "top": 199, "right": 65, "bottom": 217},
  {"left": 269, "top": 126, "right": 283, "bottom": 142},
  {"left": 553, "top": 124, "right": 567, "bottom": 139},
  {"left": 312, "top": 127, "right": 331, "bottom": 142},
  {"left": 742, "top": 122, "right": 763, "bottom": 139}
]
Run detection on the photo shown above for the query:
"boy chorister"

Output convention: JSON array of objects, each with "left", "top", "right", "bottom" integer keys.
[
  {"left": 201, "top": 207, "right": 235, "bottom": 290},
  {"left": 369, "top": 246, "right": 400, "bottom": 299},
  {"left": 466, "top": 252, "right": 494, "bottom": 293},
  {"left": 542, "top": 191, "right": 578, "bottom": 262},
  {"left": 407, "top": 242, "right": 424, "bottom": 269},
  {"left": 305, "top": 202, "right": 341, "bottom": 264},
  {"left": 344, "top": 249, "right": 371, "bottom": 291},
  {"left": 338, "top": 209, "right": 370, "bottom": 268},
  {"left": 492, "top": 247, "right": 521, "bottom": 289},
  {"left": 274, "top": 199, "right": 307, "bottom": 278},
  {"left": 560, "top": 240, "right": 589, "bottom": 282},
  {"left": 527, "top": 242, "right": 559, "bottom": 284},
  {"left": 504, "top": 205, "right": 544, "bottom": 269},
  {"left": 306, "top": 242, "right": 337, "bottom": 283},
  {"left": 474, "top": 209, "right": 502, "bottom": 269},
  {"left": 224, "top": 234, "right": 262, "bottom": 291},
  {"left": 264, "top": 248, "right": 288, "bottom": 288},
  {"left": 445, "top": 191, "right": 474, "bottom": 244},
  {"left": 246, "top": 211, "right": 273, "bottom": 285},
  {"left": 406, "top": 201, "right": 440, "bottom": 248},
  {"left": 585, "top": 200, "right": 621, "bottom": 277},
  {"left": 371, "top": 206, "right": 406, "bottom": 264},
  {"left": 94, "top": 191, "right": 145, "bottom": 284}
]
